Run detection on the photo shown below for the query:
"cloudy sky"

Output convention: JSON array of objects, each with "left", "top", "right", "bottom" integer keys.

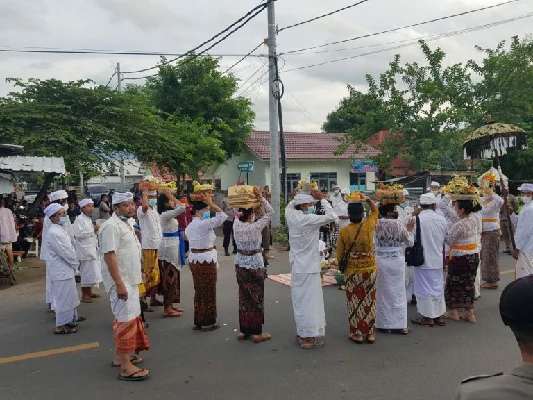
[{"left": 1, "top": 0, "right": 531, "bottom": 132}]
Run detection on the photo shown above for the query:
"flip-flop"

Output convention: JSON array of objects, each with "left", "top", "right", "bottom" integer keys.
[
  {"left": 460, "top": 316, "right": 476, "bottom": 324},
  {"left": 111, "top": 355, "right": 143, "bottom": 367},
  {"left": 411, "top": 317, "right": 435, "bottom": 327},
  {"left": 200, "top": 323, "right": 220, "bottom": 332},
  {"left": 163, "top": 311, "right": 183, "bottom": 318},
  {"left": 77, "top": 316, "right": 86, "bottom": 322},
  {"left": 193, "top": 325, "right": 201, "bottom": 331},
  {"left": 348, "top": 334, "right": 364, "bottom": 344},
  {"left": 172, "top": 307, "right": 184, "bottom": 313},
  {"left": 301, "top": 339, "right": 325, "bottom": 349},
  {"left": 442, "top": 313, "right": 460, "bottom": 322},
  {"left": 433, "top": 319, "right": 446, "bottom": 327},
  {"left": 81, "top": 298, "right": 93, "bottom": 303},
  {"left": 118, "top": 369, "right": 150, "bottom": 381},
  {"left": 237, "top": 333, "right": 249, "bottom": 341},
  {"left": 90, "top": 293, "right": 102, "bottom": 298},
  {"left": 253, "top": 333, "right": 272, "bottom": 343},
  {"left": 54, "top": 326, "right": 77, "bottom": 334}
]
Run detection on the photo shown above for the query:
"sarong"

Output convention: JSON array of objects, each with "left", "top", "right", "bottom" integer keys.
[
  {"left": 80, "top": 259, "right": 102, "bottom": 288},
  {"left": 345, "top": 270, "right": 377, "bottom": 335},
  {"left": 445, "top": 254, "right": 479, "bottom": 310},
  {"left": 51, "top": 278, "right": 80, "bottom": 327},
  {"left": 291, "top": 272, "right": 326, "bottom": 338},
  {"left": 142, "top": 249, "right": 160, "bottom": 293},
  {"left": 189, "top": 260, "right": 217, "bottom": 327},
  {"left": 113, "top": 316, "right": 150, "bottom": 354},
  {"left": 413, "top": 268, "right": 446, "bottom": 318},
  {"left": 158, "top": 259, "right": 180, "bottom": 307},
  {"left": 481, "top": 231, "right": 500, "bottom": 282},
  {"left": 375, "top": 249, "right": 407, "bottom": 330},
  {"left": 516, "top": 251, "right": 533, "bottom": 279},
  {"left": 236, "top": 265, "right": 265, "bottom": 335}
]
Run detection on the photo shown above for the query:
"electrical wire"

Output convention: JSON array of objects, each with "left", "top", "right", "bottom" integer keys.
[
  {"left": 281, "top": 0, "right": 522, "bottom": 55},
  {"left": 286, "top": 92, "right": 322, "bottom": 127},
  {"left": 121, "top": 0, "right": 271, "bottom": 77},
  {"left": 104, "top": 71, "right": 117, "bottom": 87},
  {"left": 283, "top": 12, "right": 533, "bottom": 72},
  {"left": 223, "top": 42, "right": 264, "bottom": 74},
  {"left": 278, "top": 0, "right": 371, "bottom": 33},
  {"left": 0, "top": 48, "right": 267, "bottom": 57}
]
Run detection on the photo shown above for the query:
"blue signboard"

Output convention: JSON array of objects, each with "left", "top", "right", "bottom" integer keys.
[{"left": 352, "top": 159, "right": 378, "bottom": 173}]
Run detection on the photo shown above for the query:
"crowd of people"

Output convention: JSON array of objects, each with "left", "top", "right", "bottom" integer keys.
[{"left": 2, "top": 174, "right": 532, "bottom": 385}]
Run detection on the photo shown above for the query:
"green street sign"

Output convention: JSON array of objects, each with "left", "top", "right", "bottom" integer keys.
[{"left": 238, "top": 161, "right": 254, "bottom": 173}]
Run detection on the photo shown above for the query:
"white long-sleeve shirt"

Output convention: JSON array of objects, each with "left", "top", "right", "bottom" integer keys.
[
  {"left": 47, "top": 224, "right": 79, "bottom": 281},
  {"left": 416, "top": 209, "right": 447, "bottom": 269},
  {"left": 286, "top": 199, "right": 337, "bottom": 274},
  {"left": 73, "top": 213, "right": 98, "bottom": 261},
  {"left": 515, "top": 202, "right": 533, "bottom": 254},
  {"left": 480, "top": 194, "right": 504, "bottom": 232},
  {"left": 185, "top": 212, "right": 228, "bottom": 264}
]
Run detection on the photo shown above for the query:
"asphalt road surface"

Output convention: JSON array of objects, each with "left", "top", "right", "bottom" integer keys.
[{"left": 0, "top": 239, "right": 521, "bottom": 400}]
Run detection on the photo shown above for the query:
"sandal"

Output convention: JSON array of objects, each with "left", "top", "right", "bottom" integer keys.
[
  {"left": 163, "top": 310, "right": 183, "bottom": 318},
  {"left": 77, "top": 316, "right": 86, "bottom": 322},
  {"left": 111, "top": 355, "right": 143, "bottom": 368},
  {"left": 54, "top": 325, "right": 77, "bottom": 334},
  {"left": 367, "top": 334, "right": 376, "bottom": 344},
  {"left": 300, "top": 339, "right": 325, "bottom": 349},
  {"left": 118, "top": 368, "right": 150, "bottom": 381},
  {"left": 411, "top": 317, "right": 435, "bottom": 327},
  {"left": 400, "top": 328, "right": 411, "bottom": 335},
  {"left": 253, "top": 333, "right": 272, "bottom": 344},
  {"left": 81, "top": 298, "right": 94, "bottom": 303},
  {"left": 460, "top": 315, "right": 476, "bottom": 324},
  {"left": 200, "top": 323, "right": 220, "bottom": 332},
  {"left": 442, "top": 312, "right": 460, "bottom": 322},
  {"left": 90, "top": 293, "right": 102, "bottom": 299},
  {"left": 433, "top": 318, "right": 446, "bottom": 327},
  {"left": 172, "top": 307, "right": 184, "bottom": 313},
  {"left": 348, "top": 333, "right": 364, "bottom": 344},
  {"left": 237, "top": 332, "right": 249, "bottom": 341}
]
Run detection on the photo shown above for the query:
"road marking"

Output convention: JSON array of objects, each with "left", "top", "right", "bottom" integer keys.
[
  {"left": 501, "top": 268, "right": 515, "bottom": 276},
  {"left": 0, "top": 342, "right": 99, "bottom": 365}
]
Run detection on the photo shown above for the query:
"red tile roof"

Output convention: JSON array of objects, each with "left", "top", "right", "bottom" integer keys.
[{"left": 246, "top": 131, "right": 380, "bottom": 160}]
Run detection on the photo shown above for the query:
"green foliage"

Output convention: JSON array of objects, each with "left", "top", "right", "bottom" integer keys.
[
  {"left": 142, "top": 56, "right": 255, "bottom": 167},
  {"left": 272, "top": 225, "right": 289, "bottom": 245}
]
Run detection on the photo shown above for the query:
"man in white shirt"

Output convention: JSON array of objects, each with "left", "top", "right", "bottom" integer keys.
[
  {"left": 398, "top": 189, "right": 416, "bottom": 303},
  {"left": 0, "top": 198, "right": 17, "bottom": 274},
  {"left": 410, "top": 193, "right": 448, "bottom": 328},
  {"left": 286, "top": 190, "right": 337, "bottom": 349},
  {"left": 73, "top": 198, "right": 103, "bottom": 303},
  {"left": 514, "top": 183, "right": 533, "bottom": 278},
  {"left": 137, "top": 187, "right": 162, "bottom": 308},
  {"left": 100, "top": 192, "right": 150, "bottom": 381},
  {"left": 44, "top": 203, "right": 83, "bottom": 335},
  {"left": 334, "top": 188, "right": 350, "bottom": 230}
]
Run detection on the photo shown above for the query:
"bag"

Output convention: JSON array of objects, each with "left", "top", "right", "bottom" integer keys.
[
  {"left": 405, "top": 215, "right": 424, "bottom": 267},
  {"left": 339, "top": 223, "right": 363, "bottom": 274}
]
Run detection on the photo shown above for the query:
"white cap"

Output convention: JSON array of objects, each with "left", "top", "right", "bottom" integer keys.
[
  {"left": 50, "top": 190, "right": 68, "bottom": 202},
  {"left": 112, "top": 192, "right": 134, "bottom": 205},
  {"left": 293, "top": 193, "right": 315, "bottom": 206},
  {"left": 403, "top": 189, "right": 409, "bottom": 196},
  {"left": 430, "top": 181, "right": 440, "bottom": 187},
  {"left": 520, "top": 183, "right": 533, "bottom": 192},
  {"left": 419, "top": 193, "right": 437, "bottom": 205},
  {"left": 78, "top": 198, "right": 93, "bottom": 208},
  {"left": 44, "top": 203, "right": 63, "bottom": 217},
  {"left": 341, "top": 188, "right": 350, "bottom": 195}
]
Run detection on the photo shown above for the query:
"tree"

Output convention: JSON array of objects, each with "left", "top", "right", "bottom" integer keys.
[
  {"left": 468, "top": 36, "right": 533, "bottom": 180},
  {"left": 329, "top": 41, "right": 478, "bottom": 173},
  {"left": 0, "top": 78, "right": 193, "bottom": 175},
  {"left": 142, "top": 56, "right": 255, "bottom": 165},
  {"left": 323, "top": 85, "right": 387, "bottom": 134}
]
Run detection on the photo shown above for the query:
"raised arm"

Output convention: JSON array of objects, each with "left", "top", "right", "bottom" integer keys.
[
  {"left": 439, "top": 195, "right": 460, "bottom": 223},
  {"left": 251, "top": 196, "right": 274, "bottom": 232}
]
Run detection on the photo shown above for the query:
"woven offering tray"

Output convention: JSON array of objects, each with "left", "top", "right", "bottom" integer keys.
[
  {"left": 375, "top": 189, "right": 405, "bottom": 205},
  {"left": 227, "top": 185, "right": 260, "bottom": 209}
]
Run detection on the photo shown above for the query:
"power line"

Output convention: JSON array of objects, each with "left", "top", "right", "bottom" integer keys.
[
  {"left": 121, "top": 1, "right": 271, "bottom": 77},
  {"left": 223, "top": 42, "right": 264, "bottom": 74},
  {"left": 280, "top": 0, "right": 522, "bottom": 55},
  {"left": 286, "top": 92, "right": 322, "bottom": 127},
  {"left": 278, "top": 0, "right": 371, "bottom": 33},
  {"left": 104, "top": 71, "right": 117, "bottom": 87},
  {"left": 283, "top": 11, "right": 533, "bottom": 72}
]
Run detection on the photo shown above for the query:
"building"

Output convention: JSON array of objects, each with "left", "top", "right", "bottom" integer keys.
[
  {"left": 211, "top": 131, "right": 380, "bottom": 192},
  {"left": 365, "top": 131, "right": 413, "bottom": 177}
]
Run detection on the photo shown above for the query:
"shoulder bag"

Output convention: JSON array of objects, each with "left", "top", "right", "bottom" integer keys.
[
  {"left": 338, "top": 223, "right": 363, "bottom": 274},
  {"left": 405, "top": 215, "right": 424, "bottom": 267}
]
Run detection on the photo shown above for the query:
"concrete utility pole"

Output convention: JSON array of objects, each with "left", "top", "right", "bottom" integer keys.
[
  {"left": 116, "top": 62, "right": 122, "bottom": 92},
  {"left": 267, "top": 0, "right": 280, "bottom": 227}
]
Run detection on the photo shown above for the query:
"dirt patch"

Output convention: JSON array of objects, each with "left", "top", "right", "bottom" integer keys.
[{"left": 0, "top": 257, "right": 45, "bottom": 290}]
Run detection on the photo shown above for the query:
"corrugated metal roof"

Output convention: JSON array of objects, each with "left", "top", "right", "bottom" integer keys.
[{"left": 0, "top": 156, "right": 65, "bottom": 174}]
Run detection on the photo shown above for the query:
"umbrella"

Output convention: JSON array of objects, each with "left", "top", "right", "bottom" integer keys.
[{"left": 463, "top": 121, "right": 528, "bottom": 251}]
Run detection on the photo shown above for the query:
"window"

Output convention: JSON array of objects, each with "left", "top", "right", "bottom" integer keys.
[
  {"left": 350, "top": 172, "right": 366, "bottom": 191},
  {"left": 281, "top": 173, "right": 301, "bottom": 194},
  {"left": 310, "top": 173, "right": 337, "bottom": 192}
]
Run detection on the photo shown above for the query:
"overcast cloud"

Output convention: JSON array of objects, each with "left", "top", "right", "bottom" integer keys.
[{"left": 0, "top": 0, "right": 531, "bottom": 132}]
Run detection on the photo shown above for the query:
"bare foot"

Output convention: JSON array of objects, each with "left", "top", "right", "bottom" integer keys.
[
  {"left": 443, "top": 311, "right": 460, "bottom": 321},
  {"left": 253, "top": 333, "right": 272, "bottom": 343}
]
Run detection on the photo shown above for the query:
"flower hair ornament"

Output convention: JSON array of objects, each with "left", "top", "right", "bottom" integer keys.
[{"left": 235, "top": 211, "right": 245, "bottom": 218}]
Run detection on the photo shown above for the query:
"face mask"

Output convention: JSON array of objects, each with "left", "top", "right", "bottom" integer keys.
[
  {"left": 149, "top": 199, "right": 157, "bottom": 207},
  {"left": 522, "top": 196, "right": 532, "bottom": 204},
  {"left": 334, "top": 190, "right": 340, "bottom": 195},
  {"left": 59, "top": 216, "right": 68, "bottom": 226},
  {"left": 400, "top": 201, "right": 409, "bottom": 208},
  {"left": 431, "top": 190, "right": 439, "bottom": 195},
  {"left": 305, "top": 206, "right": 316, "bottom": 215},
  {"left": 119, "top": 215, "right": 129, "bottom": 221},
  {"left": 202, "top": 211, "right": 211, "bottom": 220}
]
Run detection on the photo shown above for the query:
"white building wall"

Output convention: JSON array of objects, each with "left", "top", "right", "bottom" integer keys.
[
  {"left": 0, "top": 175, "right": 14, "bottom": 194},
  {"left": 211, "top": 149, "right": 265, "bottom": 189}
]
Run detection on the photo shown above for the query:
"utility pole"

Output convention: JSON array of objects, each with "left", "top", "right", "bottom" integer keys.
[
  {"left": 267, "top": 0, "right": 280, "bottom": 227},
  {"left": 116, "top": 62, "right": 122, "bottom": 92}
]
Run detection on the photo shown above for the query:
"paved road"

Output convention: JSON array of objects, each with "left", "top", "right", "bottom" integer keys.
[{"left": 0, "top": 240, "right": 521, "bottom": 400}]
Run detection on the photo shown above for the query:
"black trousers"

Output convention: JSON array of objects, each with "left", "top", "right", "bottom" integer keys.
[{"left": 223, "top": 220, "right": 236, "bottom": 250}]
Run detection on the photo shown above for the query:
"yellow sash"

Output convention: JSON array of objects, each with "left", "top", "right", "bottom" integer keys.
[{"left": 448, "top": 243, "right": 478, "bottom": 260}]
